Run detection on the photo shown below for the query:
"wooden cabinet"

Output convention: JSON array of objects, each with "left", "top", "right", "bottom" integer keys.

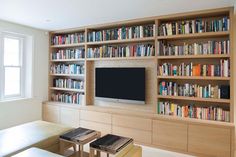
[
  {"left": 112, "top": 115, "right": 152, "bottom": 144},
  {"left": 152, "top": 120, "right": 188, "bottom": 151},
  {"left": 42, "top": 104, "right": 60, "bottom": 123},
  {"left": 60, "top": 107, "right": 80, "bottom": 127},
  {"left": 80, "top": 110, "right": 112, "bottom": 124},
  {"left": 188, "top": 124, "right": 231, "bottom": 157}
]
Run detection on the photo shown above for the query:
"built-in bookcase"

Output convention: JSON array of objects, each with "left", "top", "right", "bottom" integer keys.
[
  {"left": 48, "top": 7, "right": 234, "bottom": 124},
  {"left": 156, "top": 8, "right": 234, "bottom": 123}
]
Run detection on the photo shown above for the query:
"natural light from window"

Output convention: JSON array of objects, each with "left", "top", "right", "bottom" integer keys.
[{"left": 4, "top": 37, "right": 21, "bottom": 96}]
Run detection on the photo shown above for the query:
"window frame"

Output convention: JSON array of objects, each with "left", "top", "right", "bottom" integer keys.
[{"left": 0, "top": 32, "right": 26, "bottom": 100}]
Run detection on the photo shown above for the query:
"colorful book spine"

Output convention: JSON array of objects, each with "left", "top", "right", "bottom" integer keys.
[
  {"left": 50, "top": 64, "right": 85, "bottom": 75},
  {"left": 157, "top": 101, "right": 230, "bottom": 122},
  {"left": 158, "top": 60, "right": 229, "bottom": 77},
  {"left": 51, "top": 92, "right": 83, "bottom": 104},
  {"left": 53, "top": 78, "right": 84, "bottom": 90},
  {"left": 87, "top": 44, "right": 155, "bottom": 58},
  {"left": 158, "top": 16, "right": 229, "bottom": 36},
  {"left": 158, "top": 40, "right": 230, "bottom": 56},
  {"left": 51, "top": 48, "right": 85, "bottom": 60},
  {"left": 51, "top": 33, "right": 85, "bottom": 45},
  {"left": 87, "top": 24, "right": 155, "bottom": 42}
]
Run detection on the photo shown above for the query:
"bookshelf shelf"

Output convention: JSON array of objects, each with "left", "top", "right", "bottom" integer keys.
[
  {"left": 50, "top": 87, "right": 84, "bottom": 92},
  {"left": 157, "top": 54, "right": 230, "bottom": 59},
  {"left": 86, "top": 56, "right": 156, "bottom": 61},
  {"left": 157, "top": 31, "right": 229, "bottom": 40},
  {"left": 157, "top": 76, "right": 230, "bottom": 80},
  {"left": 50, "top": 74, "right": 85, "bottom": 77},
  {"left": 50, "top": 59, "right": 85, "bottom": 62},
  {"left": 50, "top": 43, "right": 85, "bottom": 48},
  {"left": 86, "top": 37, "right": 155, "bottom": 45},
  {"left": 157, "top": 95, "right": 230, "bottom": 103}
]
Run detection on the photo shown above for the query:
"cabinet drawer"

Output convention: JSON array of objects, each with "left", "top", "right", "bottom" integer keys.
[
  {"left": 80, "top": 110, "right": 111, "bottom": 124},
  {"left": 188, "top": 125, "right": 231, "bottom": 157},
  {"left": 112, "top": 115, "right": 152, "bottom": 131},
  {"left": 60, "top": 107, "right": 80, "bottom": 127},
  {"left": 152, "top": 120, "right": 187, "bottom": 151},
  {"left": 43, "top": 104, "right": 60, "bottom": 123},
  {"left": 80, "top": 120, "right": 111, "bottom": 135},
  {"left": 112, "top": 126, "right": 151, "bottom": 144}
]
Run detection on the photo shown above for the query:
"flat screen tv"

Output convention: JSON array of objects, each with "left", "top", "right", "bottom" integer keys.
[{"left": 95, "top": 67, "right": 145, "bottom": 104}]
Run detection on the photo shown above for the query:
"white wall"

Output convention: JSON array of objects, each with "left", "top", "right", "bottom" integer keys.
[{"left": 0, "top": 20, "right": 48, "bottom": 130}]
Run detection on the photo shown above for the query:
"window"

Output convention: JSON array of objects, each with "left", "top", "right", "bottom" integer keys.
[{"left": 0, "top": 32, "right": 32, "bottom": 101}]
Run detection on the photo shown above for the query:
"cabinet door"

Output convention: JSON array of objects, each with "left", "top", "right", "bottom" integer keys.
[
  {"left": 188, "top": 124, "right": 231, "bottom": 157},
  {"left": 43, "top": 104, "right": 60, "bottom": 123},
  {"left": 80, "top": 110, "right": 112, "bottom": 124},
  {"left": 152, "top": 120, "right": 187, "bottom": 151},
  {"left": 60, "top": 107, "right": 80, "bottom": 127}
]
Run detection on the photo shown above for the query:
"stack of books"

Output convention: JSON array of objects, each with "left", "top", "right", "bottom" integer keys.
[
  {"left": 50, "top": 64, "right": 85, "bottom": 75},
  {"left": 158, "top": 40, "right": 230, "bottom": 56},
  {"left": 88, "top": 24, "right": 155, "bottom": 42},
  {"left": 158, "top": 101, "right": 230, "bottom": 122},
  {"left": 51, "top": 92, "right": 83, "bottom": 104},
  {"left": 87, "top": 44, "right": 155, "bottom": 58},
  {"left": 51, "top": 48, "right": 85, "bottom": 60},
  {"left": 51, "top": 33, "right": 85, "bottom": 45},
  {"left": 159, "top": 81, "right": 229, "bottom": 99},
  {"left": 53, "top": 78, "right": 84, "bottom": 90},
  {"left": 158, "top": 60, "right": 229, "bottom": 77},
  {"left": 158, "top": 17, "right": 229, "bottom": 36}
]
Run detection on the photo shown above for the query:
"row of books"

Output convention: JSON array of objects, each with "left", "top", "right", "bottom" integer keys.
[
  {"left": 87, "top": 24, "right": 155, "bottom": 42},
  {"left": 50, "top": 64, "right": 85, "bottom": 75},
  {"left": 159, "top": 81, "right": 228, "bottom": 99},
  {"left": 157, "top": 101, "right": 230, "bottom": 122},
  {"left": 51, "top": 48, "right": 85, "bottom": 60},
  {"left": 53, "top": 78, "right": 84, "bottom": 90},
  {"left": 158, "top": 17, "right": 229, "bottom": 36},
  {"left": 51, "top": 33, "right": 85, "bottom": 45},
  {"left": 159, "top": 60, "right": 229, "bottom": 77},
  {"left": 158, "top": 40, "right": 230, "bottom": 56},
  {"left": 51, "top": 92, "right": 83, "bottom": 104},
  {"left": 87, "top": 44, "right": 155, "bottom": 58}
]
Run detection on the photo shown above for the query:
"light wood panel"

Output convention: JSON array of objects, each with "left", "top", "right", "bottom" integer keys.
[
  {"left": 112, "top": 126, "right": 152, "bottom": 144},
  {"left": 188, "top": 124, "right": 231, "bottom": 157},
  {"left": 43, "top": 104, "right": 60, "bottom": 123},
  {"left": 152, "top": 120, "right": 188, "bottom": 151},
  {"left": 60, "top": 107, "right": 80, "bottom": 127},
  {"left": 112, "top": 114, "right": 152, "bottom": 131},
  {"left": 80, "top": 120, "right": 111, "bottom": 135},
  {"left": 80, "top": 110, "right": 112, "bottom": 124}
]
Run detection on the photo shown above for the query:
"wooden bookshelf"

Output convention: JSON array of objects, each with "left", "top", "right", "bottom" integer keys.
[
  {"left": 47, "top": 7, "right": 235, "bottom": 157},
  {"left": 157, "top": 54, "right": 230, "bottom": 59},
  {"left": 157, "top": 95, "right": 230, "bottom": 104},
  {"left": 49, "top": 87, "right": 84, "bottom": 92},
  {"left": 157, "top": 31, "right": 229, "bottom": 40}
]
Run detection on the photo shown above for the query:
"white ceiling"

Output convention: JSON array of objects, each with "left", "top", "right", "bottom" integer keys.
[{"left": 0, "top": 0, "right": 235, "bottom": 31}]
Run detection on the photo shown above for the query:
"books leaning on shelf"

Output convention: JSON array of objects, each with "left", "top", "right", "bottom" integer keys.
[
  {"left": 51, "top": 92, "right": 83, "bottom": 104},
  {"left": 158, "top": 60, "right": 229, "bottom": 77},
  {"left": 50, "top": 64, "right": 85, "bottom": 75},
  {"left": 158, "top": 16, "right": 229, "bottom": 36},
  {"left": 51, "top": 48, "right": 85, "bottom": 60},
  {"left": 87, "top": 44, "right": 155, "bottom": 58},
  {"left": 159, "top": 81, "right": 230, "bottom": 99},
  {"left": 51, "top": 32, "right": 85, "bottom": 45},
  {"left": 87, "top": 24, "right": 155, "bottom": 42},
  {"left": 53, "top": 78, "right": 84, "bottom": 90},
  {"left": 158, "top": 40, "right": 230, "bottom": 56},
  {"left": 157, "top": 101, "right": 230, "bottom": 122}
]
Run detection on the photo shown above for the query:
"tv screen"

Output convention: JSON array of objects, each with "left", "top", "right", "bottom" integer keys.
[{"left": 95, "top": 68, "right": 145, "bottom": 104}]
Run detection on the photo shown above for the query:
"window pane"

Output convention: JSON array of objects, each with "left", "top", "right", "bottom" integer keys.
[
  {"left": 4, "top": 67, "right": 21, "bottom": 96},
  {"left": 4, "top": 37, "right": 20, "bottom": 66}
]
